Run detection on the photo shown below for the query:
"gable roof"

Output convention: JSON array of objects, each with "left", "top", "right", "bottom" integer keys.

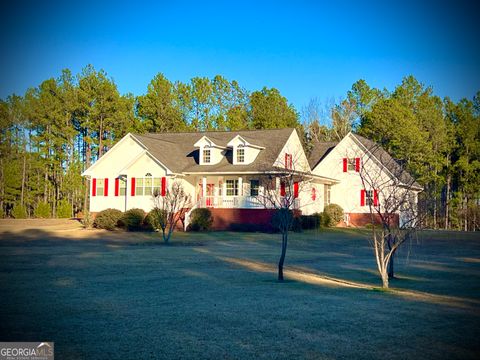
[
  {"left": 351, "top": 133, "right": 422, "bottom": 189},
  {"left": 308, "top": 141, "right": 338, "bottom": 169},
  {"left": 131, "top": 128, "right": 295, "bottom": 173},
  {"left": 309, "top": 133, "right": 422, "bottom": 190}
]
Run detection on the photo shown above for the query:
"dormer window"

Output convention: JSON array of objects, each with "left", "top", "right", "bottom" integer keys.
[
  {"left": 203, "top": 148, "right": 211, "bottom": 164},
  {"left": 237, "top": 146, "right": 245, "bottom": 163}
]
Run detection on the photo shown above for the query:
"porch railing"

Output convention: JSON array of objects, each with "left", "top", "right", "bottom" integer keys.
[{"left": 197, "top": 196, "right": 299, "bottom": 210}]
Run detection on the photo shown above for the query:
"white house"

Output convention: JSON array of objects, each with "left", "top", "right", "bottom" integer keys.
[
  {"left": 308, "top": 132, "right": 423, "bottom": 226},
  {"left": 82, "top": 128, "right": 421, "bottom": 229}
]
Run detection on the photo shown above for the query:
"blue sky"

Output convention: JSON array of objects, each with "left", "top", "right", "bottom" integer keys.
[{"left": 1, "top": 0, "right": 478, "bottom": 111}]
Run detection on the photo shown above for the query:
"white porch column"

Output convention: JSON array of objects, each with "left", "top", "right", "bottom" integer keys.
[
  {"left": 238, "top": 177, "right": 243, "bottom": 196},
  {"left": 202, "top": 176, "right": 207, "bottom": 197}
]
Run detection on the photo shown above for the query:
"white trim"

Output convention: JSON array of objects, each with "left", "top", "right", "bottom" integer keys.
[
  {"left": 118, "top": 150, "right": 172, "bottom": 175},
  {"left": 82, "top": 133, "right": 146, "bottom": 176},
  {"left": 194, "top": 136, "right": 228, "bottom": 150},
  {"left": 227, "top": 135, "right": 265, "bottom": 150},
  {"left": 348, "top": 133, "right": 423, "bottom": 191}
]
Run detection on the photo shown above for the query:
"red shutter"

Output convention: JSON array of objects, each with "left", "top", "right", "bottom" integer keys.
[
  {"left": 285, "top": 153, "right": 288, "bottom": 169},
  {"left": 131, "top": 177, "right": 136, "bottom": 196},
  {"left": 311, "top": 187, "right": 316, "bottom": 201},
  {"left": 343, "top": 158, "right": 348, "bottom": 172},
  {"left": 115, "top": 178, "right": 119, "bottom": 196},
  {"left": 92, "top": 178, "right": 97, "bottom": 196},
  {"left": 104, "top": 178, "right": 109, "bottom": 196},
  {"left": 280, "top": 182, "right": 286, "bottom": 196},
  {"left": 360, "top": 189, "right": 365, "bottom": 206},
  {"left": 161, "top": 177, "right": 166, "bottom": 196},
  {"left": 294, "top": 182, "right": 299, "bottom": 198},
  {"left": 374, "top": 190, "right": 379, "bottom": 206},
  {"left": 355, "top": 158, "right": 360, "bottom": 172},
  {"left": 289, "top": 155, "right": 293, "bottom": 169}
]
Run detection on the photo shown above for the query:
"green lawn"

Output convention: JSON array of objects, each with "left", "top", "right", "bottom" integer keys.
[{"left": 0, "top": 223, "right": 479, "bottom": 359}]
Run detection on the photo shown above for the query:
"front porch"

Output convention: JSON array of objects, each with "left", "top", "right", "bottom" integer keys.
[{"left": 188, "top": 175, "right": 300, "bottom": 210}]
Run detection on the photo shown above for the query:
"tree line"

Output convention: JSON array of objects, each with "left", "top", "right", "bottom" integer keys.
[{"left": 1, "top": 66, "right": 478, "bottom": 230}]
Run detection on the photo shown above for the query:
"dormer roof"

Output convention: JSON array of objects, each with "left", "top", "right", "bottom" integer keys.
[{"left": 226, "top": 135, "right": 265, "bottom": 149}]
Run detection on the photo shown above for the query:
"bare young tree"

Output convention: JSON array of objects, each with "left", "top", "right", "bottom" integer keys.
[
  {"left": 355, "top": 144, "right": 423, "bottom": 288},
  {"left": 255, "top": 151, "right": 312, "bottom": 281},
  {"left": 151, "top": 180, "right": 191, "bottom": 243}
]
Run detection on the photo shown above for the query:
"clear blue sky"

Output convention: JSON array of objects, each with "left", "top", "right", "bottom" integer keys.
[{"left": 1, "top": 0, "right": 478, "bottom": 111}]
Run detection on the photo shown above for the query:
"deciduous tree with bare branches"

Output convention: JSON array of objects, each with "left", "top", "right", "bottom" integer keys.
[
  {"left": 255, "top": 151, "right": 312, "bottom": 281},
  {"left": 151, "top": 181, "right": 191, "bottom": 243},
  {"left": 355, "top": 144, "right": 423, "bottom": 288}
]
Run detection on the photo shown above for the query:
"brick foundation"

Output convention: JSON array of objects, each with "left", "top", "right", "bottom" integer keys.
[{"left": 209, "top": 208, "right": 278, "bottom": 231}]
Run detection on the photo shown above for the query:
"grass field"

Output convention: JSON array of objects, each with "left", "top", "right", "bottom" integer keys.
[{"left": 0, "top": 219, "right": 479, "bottom": 359}]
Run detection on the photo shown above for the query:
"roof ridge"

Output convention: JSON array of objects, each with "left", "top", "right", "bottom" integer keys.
[{"left": 133, "top": 127, "right": 295, "bottom": 136}]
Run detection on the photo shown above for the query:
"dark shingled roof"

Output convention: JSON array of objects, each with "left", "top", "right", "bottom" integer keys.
[
  {"left": 351, "top": 134, "right": 422, "bottom": 189},
  {"left": 132, "top": 128, "right": 295, "bottom": 173},
  {"left": 308, "top": 141, "right": 338, "bottom": 169},
  {"left": 308, "top": 133, "right": 422, "bottom": 189}
]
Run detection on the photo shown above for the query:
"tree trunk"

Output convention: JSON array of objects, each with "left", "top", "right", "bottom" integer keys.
[
  {"left": 21, "top": 154, "right": 26, "bottom": 207},
  {"left": 445, "top": 174, "right": 450, "bottom": 230},
  {"left": 388, "top": 248, "right": 396, "bottom": 279},
  {"left": 0, "top": 158, "right": 4, "bottom": 216},
  {"left": 381, "top": 271, "right": 389, "bottom": 288},
  {"left": 386, "top": 233, "right": 396, "bottom": 279},
  {"left": 278, "top": 232, "right": 288, "bottom": 281}
]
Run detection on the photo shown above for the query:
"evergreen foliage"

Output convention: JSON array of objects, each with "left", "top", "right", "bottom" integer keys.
[
  {"left": 34, "top": 202, "right": 51, "bottom": 218},
  {"left": 120, "top": 208, "right": 146, "bottom": 231},
  {"left": 323, "top": 204, "right": 344, "bottom": 227},
  {"left": 12, "top": 203, "right": 27, "bottom": 219},
  {"left": 56, "top": 199, "right": 73, "bottom": 218},
  {"left": 94, "top": 208, "right": 123, "bottom": 230},
  {"left": 188, "top": 208, "right": 213, "bottom": 231}
]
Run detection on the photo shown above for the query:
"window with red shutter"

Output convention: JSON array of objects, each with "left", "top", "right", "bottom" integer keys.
[
  {"left": 131, "top": 177, "right": 136, "bottom": 196},
  {"left": 104, "top": 178, "right": 109, "bottom": 196},
  {"left": 161, "top": 177, "right": 166, "bottom": 196}
]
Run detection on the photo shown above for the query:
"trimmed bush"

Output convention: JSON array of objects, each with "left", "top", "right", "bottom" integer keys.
[
  {"left": 57, "top": 199, "right": 73, "bottom": 218},
  {"left": 12, "top": 203, "right": 28, "bottom": 219},
  {"left": 291, "top": 216, "right": 303, "bottom": 232},
  {"left": 299, "top": 213, "right": 322, "bottom": 230},
  {"left": 94, "top": 208, "right": 123, "bottom": 230},
  {"left": 120, "top": 208, "right": 146, "bottom": 231},
  {"left": 188, "top": 208, "right": 213, "bottom": 231},
  {"left": 323, "top": 203, "right": 344, "bottom": 227},
  {"left": 144, "top": 208, "right": 166, "bottom": 231},
  {"left": 34, "top": 202, "right": 51, "bottom": 218}
]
